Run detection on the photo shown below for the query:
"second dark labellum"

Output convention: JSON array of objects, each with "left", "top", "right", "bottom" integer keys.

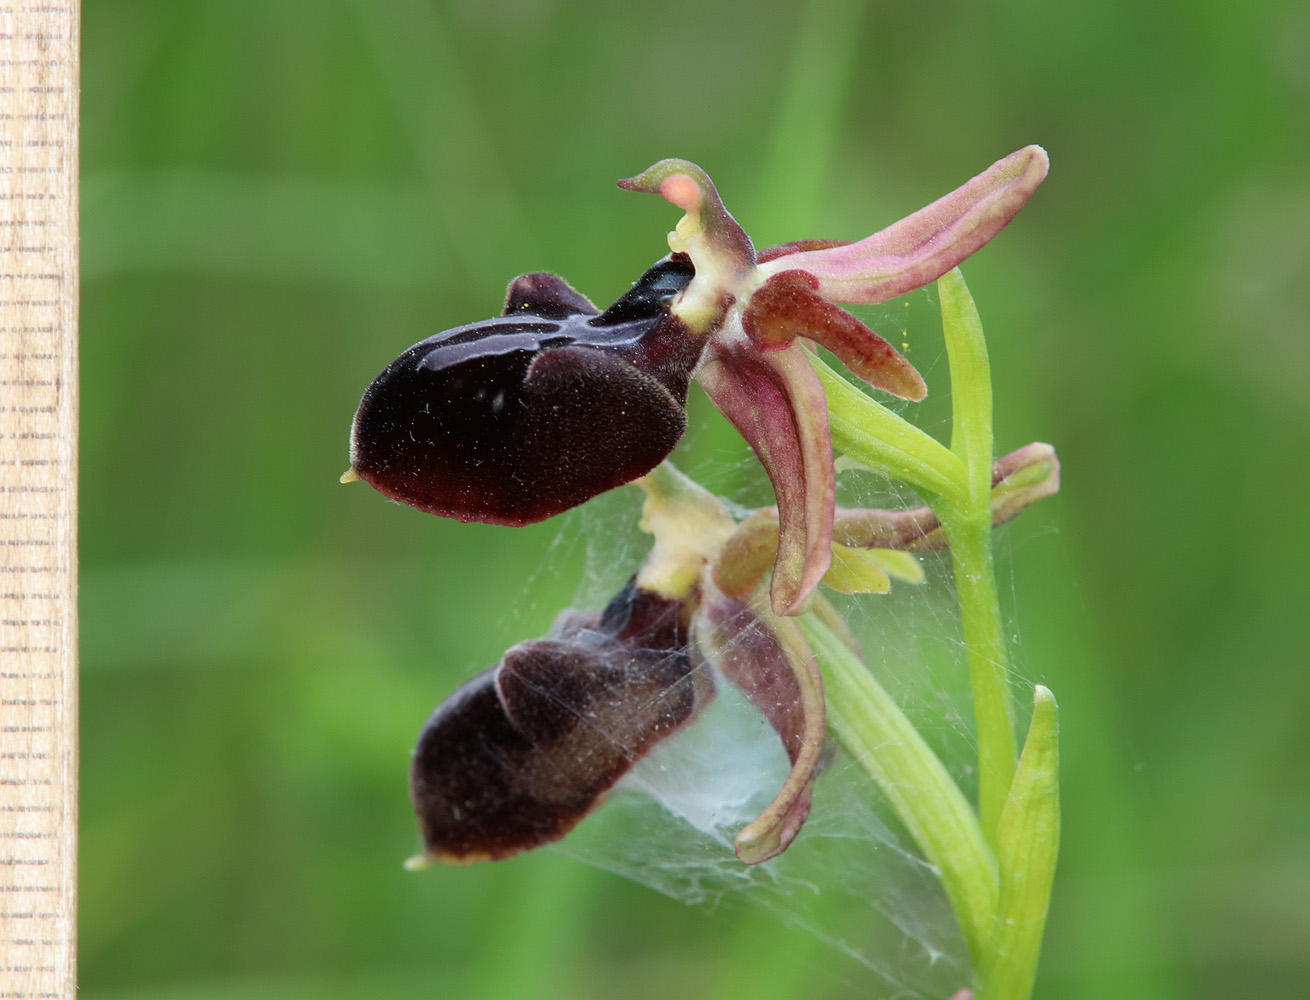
[
  {"left": 348, "top": 255, "right": 701, "bottom": 525},
  {"left": 409, "top": 579, "right": 711, "bottom": 863}
]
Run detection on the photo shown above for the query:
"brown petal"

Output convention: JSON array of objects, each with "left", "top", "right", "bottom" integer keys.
[
  {"left": 830, "top": 506, "right": 945, "bottom": 551},
  {"left": 697, "top": 340, "right": 835, "bottom": 616},
  {"left": 697, "top": 591, "right": 826, "bottom": 863},
  {"left": 713, "top": 509, "right": 782, "bottom": 598},
  {"left": 742, "top": 269, "right": 927, "bottom": 401}
]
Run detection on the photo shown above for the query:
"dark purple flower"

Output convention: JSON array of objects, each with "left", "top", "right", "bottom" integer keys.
[
  {"left": 405, "top": 443, "right": 1061, "bottom": 868},
  {"left": 347, "top": 257, "right": 700, "bottom": 526},
  {"left": 409, "top": 580, "right": 706, "bottom": 863},
  {"left": 407, "top": 570, "right": 826, "bottom": 867}
]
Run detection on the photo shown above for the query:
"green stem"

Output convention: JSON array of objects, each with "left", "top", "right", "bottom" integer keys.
[
  {"left": 812, "top": 350, "right": 965, "bottom": 503},
  {"left": 935, "top": 268, "right": 1016, "bottom": 843},
  {"left": 804, "top": 269, "right": 1053, "bottom": 995},
  {"left": 937, "top": 505, "right": 1016, "bottom": 844},
  {"left": 798, "top": 613, "right": 998, "bottom": 965}
]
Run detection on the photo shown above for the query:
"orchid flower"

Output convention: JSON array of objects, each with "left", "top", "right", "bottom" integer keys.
[
  {"left": 403, "top": 461, "right": 834, "bottom": 868},
  {"left": 346, "top": 147, "right": 1046, "bottom": 614},
  {"left": 345, "top": 149, "right": 1050, "bottom": 862},
  {"left": 617, "top": 146, "right": 1048, "bottom": 615},
  {"left": 346, "top": 151, "right": 1061, "bottom": 997},
  {"left": 406, "top": 448, "right": 1059, "bottom": 868},
  {"left": 408, "top": 577, "right": 707, "bottom": 864},
  {"left": 405, "top": 566, "right": 827, "bottom": 868}
]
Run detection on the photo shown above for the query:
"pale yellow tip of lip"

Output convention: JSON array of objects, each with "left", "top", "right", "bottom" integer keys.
[
  {"left": 403, "top": 853, "right": 432, "bottom": 871},
  {"left": 339, "top": 467, "right": 361, "bottom": 484}
]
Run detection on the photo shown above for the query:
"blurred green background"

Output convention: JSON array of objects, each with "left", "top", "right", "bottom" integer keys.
[{"left": 79, "top": 0, "right": 1310, "bottom": 997}]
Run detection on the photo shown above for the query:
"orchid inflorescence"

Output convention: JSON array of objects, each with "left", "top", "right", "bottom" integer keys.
[{"left": 346, "top": 147, "right": 1060, "bottom": 998}]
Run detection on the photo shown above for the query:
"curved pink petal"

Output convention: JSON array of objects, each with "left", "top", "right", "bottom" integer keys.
[
  {"left": 697, "top": 339, "right": 834, "bottom": 616},
  {"left": 758, "top": 145, "right": 1049, "bottom": 305},
  {"left": 696, "top": 589, "right": 826, "bottom": 864}
]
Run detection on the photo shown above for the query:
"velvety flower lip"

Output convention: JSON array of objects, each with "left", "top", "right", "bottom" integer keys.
[
  {"left": 409, "top": 580, "right": 706, "bottom": 865},
  {"left": 619, "top": 147, "right": 1048, "bottom": 615},
  {"left": 408, "top": 572, "right": 829, "bottom": 868},
  {"left": 409, "top": 462, "right": 843, "bottom": 869},
  {"left": 346, "top": 256, "right": 701, "bottom": 526}
]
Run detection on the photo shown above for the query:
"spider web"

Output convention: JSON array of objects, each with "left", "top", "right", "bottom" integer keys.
[{"left": 507, "top": 292, "right": 1037, "bottom": 999}]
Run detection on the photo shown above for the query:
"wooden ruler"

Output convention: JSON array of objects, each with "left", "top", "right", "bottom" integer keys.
[{"left": 0, "top": 3, "right": 78, "bottom": 997}]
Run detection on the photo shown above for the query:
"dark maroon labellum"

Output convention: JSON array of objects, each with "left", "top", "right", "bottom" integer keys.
[
  {"left": 410, "top": 581, "right": 708, "bottom": 863},
  {"left": 349, "top": 256, "right": 701, "bottom": 525}
]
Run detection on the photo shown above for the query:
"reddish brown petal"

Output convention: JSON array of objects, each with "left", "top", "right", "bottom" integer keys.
[
  {"left": 696, "top": 590, "right": 826, "bottom": 863},
  {"left": 713, "top": 509, "right": 781, "bottom": 598},
  {"left": 742, "top": 269, "right": 927, "bottom": 401},
  {"left": 697, "top": 340, "right": 834, "bottom": 616}
]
